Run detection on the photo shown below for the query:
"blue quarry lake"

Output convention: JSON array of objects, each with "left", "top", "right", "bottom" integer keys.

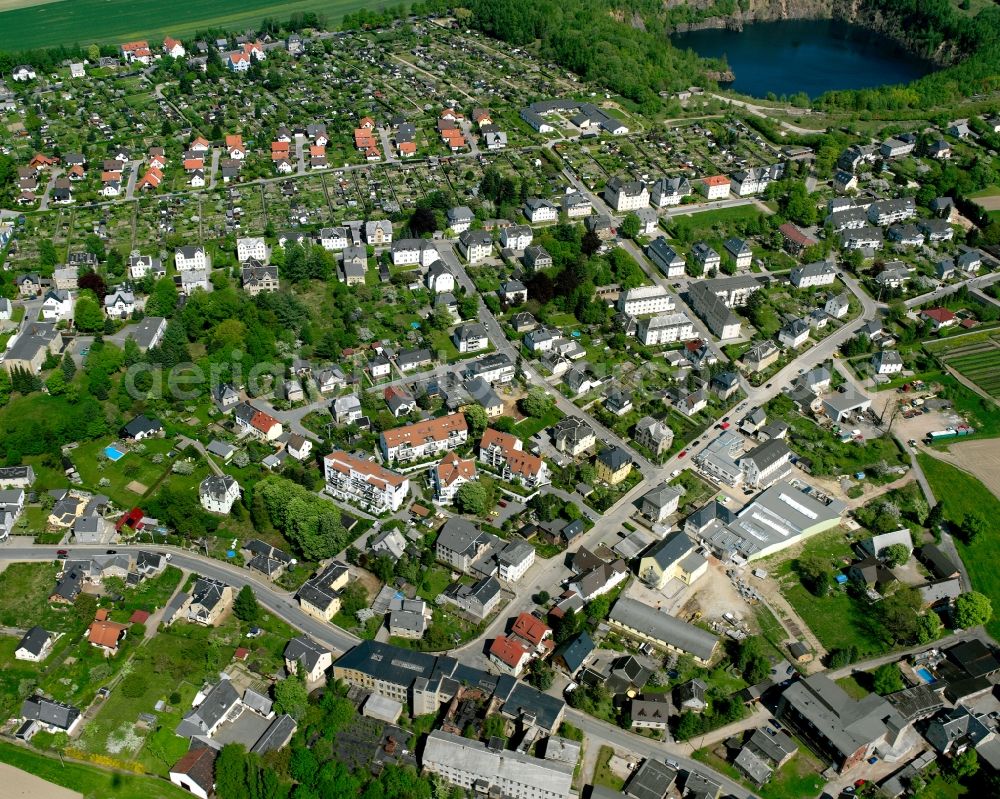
[{"left": 672, "top": 19, "right": 934, "bottom": 99}]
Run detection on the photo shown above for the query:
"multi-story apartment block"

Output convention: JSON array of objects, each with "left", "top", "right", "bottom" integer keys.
[{"left": 324, "top": 450, "right": 410, "bottom": 513}]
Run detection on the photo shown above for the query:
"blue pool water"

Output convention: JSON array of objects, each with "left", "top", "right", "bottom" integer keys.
[
  {"left": 104, "top": 446, "right": 125, "bottom": 461},
  {"left": 916, "top": 668, "right": 935, "bottom": 684}
]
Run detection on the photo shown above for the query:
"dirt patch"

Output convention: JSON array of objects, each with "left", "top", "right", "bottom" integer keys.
[
  {"left": 0, "top": 762, "right": 83, "bottom": 799},
  {"left": 928, "top": 439, "right": 1000, "bottom": 500},
  {"left": 971, "top": 193, "right": 1000, "bottom": 211},
  {"left": 126, "top": 480, "right": 148, "bottom": 494}
]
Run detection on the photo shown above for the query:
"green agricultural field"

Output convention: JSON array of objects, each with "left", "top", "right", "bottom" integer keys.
[
  {"left": 0, "top": 0, "right": 395, "bottom": 51},
  {"left": 919, "top": 453, "right": 1000, "bottom": 639},
  {"left": 935, "top": 338, "right": 1000, "bottom": 398}
]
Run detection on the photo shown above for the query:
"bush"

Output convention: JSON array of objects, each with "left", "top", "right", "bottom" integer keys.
[
  {"left": 169, "top": 691, "right": 182, "bottom": 705},
  {"left": 120, "top": 674, "right": 148, "bottom": 698}
]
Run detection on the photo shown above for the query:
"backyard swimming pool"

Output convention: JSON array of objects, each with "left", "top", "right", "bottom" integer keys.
[
  {"left": 104, "top": 445, "right": 125, "bottom": 462},
  {"left": 916, "top": 667, "right": 936, "bottom": 684}
]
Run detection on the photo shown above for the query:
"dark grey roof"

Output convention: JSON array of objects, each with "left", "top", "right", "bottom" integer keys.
[
  {"left": 250, "top": 714, "right": 297, "bottom": 754},
  {"left": 642, "top": 530, "right": 694, "bottom": 569},
  {"left": 21, "top": 695, "right": 79, "bottom": 730},
  {"left": 121, "top": 414, "right": 162, "bottom": 438},
  {"left": 283, "top": 635, "right": 330, "bottom": 672},
  {"left": 625, "top": 758, "right": 677, "bottom": 799},
  {"left": 597, "top": 445, "right": 631, "bottom": 471},
  {"left": 739, "top": 439, "right": 791, "bottom": 471},
  {"left": 16, "top": 626, "right": 51, "bottom": 656},
  {"left": 177, "top": 679, "right": 241, "bottom": 736},
  {"left": 609, "top": 597, "right": 718, "bottom": 661},
  {"left": 553, "top": 631, "right": 594, "bottom": 673}
]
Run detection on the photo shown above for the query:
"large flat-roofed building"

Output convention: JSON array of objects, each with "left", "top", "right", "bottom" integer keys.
[
  {"left": 422, "top": 731, "right": 573, "bottom": 799},
  {"left": 607, "top": 597, "right": 718, "bottom": 664},
  {"left": 698, "top": 480, "right": 845, "bottom": 562},
  {"left": 324, "top": 450, "right": 409, "bottom": 513}
]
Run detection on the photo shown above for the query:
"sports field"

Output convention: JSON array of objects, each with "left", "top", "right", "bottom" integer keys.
[{"left": 0, "top": 0, "right": 393, "bottom": 51}]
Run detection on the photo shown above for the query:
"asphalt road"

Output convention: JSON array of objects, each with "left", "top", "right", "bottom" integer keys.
[
  {"left": 565, "top": 708, "right": 762, "bottom": 799},
  {"left": 0, "top": 544, "right": 360, "bottom": 654}
]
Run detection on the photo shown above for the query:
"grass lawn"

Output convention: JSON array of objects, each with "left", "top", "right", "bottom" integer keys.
[
  {"left": 0, "top": 741, "right": 190, "bottom": 799},
  {"left": 512, "top": 407, "right": 564, "bottom": 440},
  {"left": 919, "top": 773, "right": 968, "bottom": 799},
  {"left": 71, "top": 438, "right": 176, "bottom": 506},
  {"left": 918, "top": 453, "right": 1000, "bottom": 639},
  {"left": 416, "top": 565, "right": 452, "bottom": 602},
  {"left": 592, "top": 745, "right": 625, "bottom": 791},
  {"left": 0, "top": 636, "right": 48, "bottom": 721},
  {"left": 0, "top": 562, "right": 82, "bottom": 633},
  {"left": 118, "top": 566, "right": 183, "bottom": 614},
  {"left": 781, "top": 583, "right": 884, "bottom": 656}
]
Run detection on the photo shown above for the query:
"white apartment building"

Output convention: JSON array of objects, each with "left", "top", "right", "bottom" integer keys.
[
  {"left": 175, "top": 245, "right": 209, "bottom": 271},
  {"left": 790, "top": 262, "right": 837, "bottom": 289},
  {"left": 604, "top": 177, "right": 649, "bottom": 212},
  {"left": 380, "top": 412, "right": 469, "bottom": 463},
  {"left": 616, "top": 285, "right": 675, "bottom": 317},
  {"left": 199, "top": 475, "right": 241, "bottom": 514},
  {"left": 637, "top": 313, "right": 694, "bottom": 346},
  {"left": 324, "top": 450, "right": 410, "bottom": 513},
  {"left": 422, "top": 731, "right": 573, "bottom": 799},
  {"left": 236, "top": 237, "right": 270, "bottom": 264}
]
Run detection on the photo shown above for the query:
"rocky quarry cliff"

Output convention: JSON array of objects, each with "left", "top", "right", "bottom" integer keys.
[{"left": 667, "top": 0, "right": 961, "bottom": 66}]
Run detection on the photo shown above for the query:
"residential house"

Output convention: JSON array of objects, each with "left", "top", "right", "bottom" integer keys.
[
  {"left": 284, "top": 636, "right": 333, "bottom": 683},
  {"left": 524, "top": 198, "right": 558, "bottom": 224},
  {"left": 790, "top": 262, "right": 836, "bottom": 289},
  {"left": 778, "top": 675, "right": 908, "bottom": 772},
  {"left": 433, "top": 451, "right": 477, "bottom": 504},
  {"left": 648, "top": 238, "right": 686, "bottom": 278},
  {"left": 634, "top": 417, "right": 674, "bottom": 459},
  {"left": 872, "top": 349, "right": 904, "bottom": 375},
  {"left": 458, "top": 230, "right": 493, "bottom": 264},
  {"left": 552, "top": 417, "right": 596, "bottom": 456},
  {"left": 15, "top": 627, "right": 53, "bottom": 662},
  {"left": 639, "top": 483, "right": 683, "bottom": 524},
  {"left": 639, "top": 530, "right": 705, "bottom": 589},
  {"left": 651, "top": 176, "right": 691, "bottom": 207},
  {"left": 479, "top": 429, "right": 548, "bottom": 488},
  {"left": 699, "top": 175, "right": 731, "bottom": 200},
  {"left": 199, "top": 475, "right": 240, "bottom": 514},
  {"left": 595, "top": 445, "right": 632, "bottom": 485}
]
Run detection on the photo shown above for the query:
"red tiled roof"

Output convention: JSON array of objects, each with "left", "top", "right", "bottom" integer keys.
[
  {"left": 489, "top": 635, "right": 528, "bottom": 668},
  {"left": 130, "top": 610, "right": 150, "bottom": 624},
  {"left": 436, "top": 451, "right": 476, "bottom": 487},
  {"left": 88, "top": 619, "right": 128, "bottom": 648},
  {"left": 381, "top": 412, "right": 468, "bottom": 449},
  {"left": 511, "top": 612, "right": 551, "bottom": 647},
  {"left": 250, "top": 409, "right": 280, "bottom": 434},
  {"left": 701, "top": 175, "right": 728, "bottom": 186},
  {"left": 922, "top": 307, "right": 956, "bottom": 323}
]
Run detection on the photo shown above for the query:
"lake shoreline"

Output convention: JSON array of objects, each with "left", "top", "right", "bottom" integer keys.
[{"left": 672, "top": 18, "right": 935, "bottom": 100}]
